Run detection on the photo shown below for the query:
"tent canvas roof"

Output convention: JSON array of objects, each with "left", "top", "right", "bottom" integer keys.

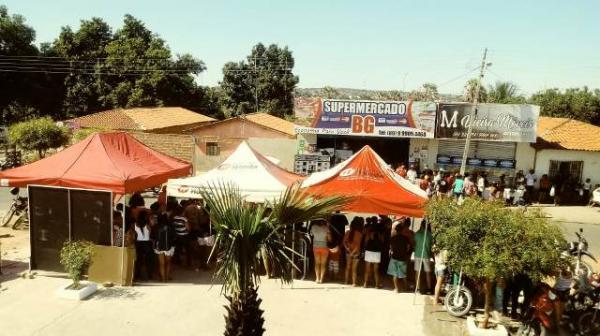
[
  {"left": 302, "top": 145, "right": 428, "bottom": 217},
  {"left": 0, "top": 132, "right": 191, "bottom": 194},
  {"left": 167, "top": 141, "right": 303, "bottom": 202}
]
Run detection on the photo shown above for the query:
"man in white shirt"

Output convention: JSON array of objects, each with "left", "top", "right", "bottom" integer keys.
[
  {"left": 525, "top": 169, "right": 537, "bottom": 204},
  {"left": 477, "top": 173, "right": 486, "bottom": 198},
  {"left": 407, "top": 165, "right": 418, "bottom": 184}
]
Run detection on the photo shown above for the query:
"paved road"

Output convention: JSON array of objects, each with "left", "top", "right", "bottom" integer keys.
[{"left": 540, "top": 205, "right": 600, "bottom": 270}]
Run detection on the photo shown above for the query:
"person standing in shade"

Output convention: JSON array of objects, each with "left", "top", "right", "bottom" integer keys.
[
  {"left": 310, "top": 219, "right": 330, "bottom": 283},
  {"left": 477, "top": 173, "right": 486, "bottom": 198},
  {"left": 583, "top": 178, "right": 592, "bottom": 205},
  {"left": 452, "top": 174, "right": 465, "bottom": 199},
  {"left": 525, "top": 169, "right": 537, "bottom": 204},
  {"left": 407, "top": 164, "right": 418, "bottom": 184},
  {"left": 172, "top": 206, "right": 192, "bottom": 267},
  {"left": 134, "top": 210, "right": 154, "bottom": 281},
  {"left": 538, "top": 174, "right": 551, "bottom": 204},
  {"left": 152, "top": 213, "right": 176, "bottom": 282},
  {"left": 343, "top": 217, "right": 364, "bottom": 286},
  {"left": 387, "top": 224, "right": 410, "bottom": 292},
  {"left": 396, "top": 164, "right": 407, "bottom": 178},
  {"left": 414, "top": 220, "right": 433, "bottom": 294},
  {"left": 363, "top": 224, "right": 383, "bottom": 288}
]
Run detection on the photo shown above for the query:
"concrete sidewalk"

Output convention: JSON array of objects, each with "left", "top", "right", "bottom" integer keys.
[{"left": 0, "top": 271, "right": 430, "bottom": 336}]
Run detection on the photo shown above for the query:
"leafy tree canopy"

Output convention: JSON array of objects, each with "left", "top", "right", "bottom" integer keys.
[
  {"left": 8, "top": 117, "right": 69, "bottom": 158},
  {"left": 220, "top": 43, "right": 299, "bottom": 118},
  {"left": 530, "top": 87, "right": 600, "bottom": 125}
]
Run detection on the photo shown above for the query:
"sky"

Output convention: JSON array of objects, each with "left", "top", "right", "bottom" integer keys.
[{"left": 3, "top": 0, "right": 600, "bottom": 95}]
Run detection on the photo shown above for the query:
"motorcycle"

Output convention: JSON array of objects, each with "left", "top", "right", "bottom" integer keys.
[
  {"left": 565, "top": 228, "right": 596, "bottom": 277},
  {"left": 444, "top": 269, "right": 474, "bottom": 317},
  {"left": 574, "top": 273, "right": 600, "bottom": 335},
  {"left": 1, "top": 187, "right": 29, "bottom": 230},
  {"left": 517, "top": 283, "right": 558, "bottom": 336}
]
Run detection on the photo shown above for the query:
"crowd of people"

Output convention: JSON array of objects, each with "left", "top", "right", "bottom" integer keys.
[
  {"left": 306, "top": 214, "right": 441, "bottom": 296},
  {"left": 112, "top": 191, "right": 213, "bottom": 282},
  {"left": 394, "top": 163, "right": 597, "bottom": 206}
]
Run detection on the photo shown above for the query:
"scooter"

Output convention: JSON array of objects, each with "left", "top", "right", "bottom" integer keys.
[{"left": 517, "top": 283, "right": 558, "bottom": 336}]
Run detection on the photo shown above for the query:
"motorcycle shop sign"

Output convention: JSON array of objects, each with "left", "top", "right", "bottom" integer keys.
[
  {"left": 436, "top": 103, "right": 539, "bottom": 143},
  {"left": 294, "top": 98, "right": 437, "bottom": 139}
]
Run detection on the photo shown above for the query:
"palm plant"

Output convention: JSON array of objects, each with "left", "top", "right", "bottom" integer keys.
[
  {"left": 199, "top": 182, "right": 349, "bottom": 336},
  {"left": 487, "top": 81, "right": 526, "bottom": 104}
]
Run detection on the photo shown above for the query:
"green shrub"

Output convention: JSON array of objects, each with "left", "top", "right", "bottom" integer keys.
[
  {"left": 59, "top": 240, "right": 95, "bottom": 288},
  {"left": 426, "top": 197, "right": 566, "bottom": 328},
  {"left": 8, "top": 117, "right": 69, "bottom": 158}
]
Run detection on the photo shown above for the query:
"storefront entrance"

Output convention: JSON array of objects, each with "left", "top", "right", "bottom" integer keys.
[{"left": 316, "top": 135, "right": 410, "bottom": 167}]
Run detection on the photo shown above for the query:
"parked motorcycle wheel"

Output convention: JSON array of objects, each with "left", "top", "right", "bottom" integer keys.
[
  {"left": 444, "top": 286, "right": 473, "bottom": 317},
  {"left": 1, "top": 205, "right": 16, "bottom": 227},
  {"left": 11, "top": 213, "right": 27, "bottom": 230},
  {"left": 516, "top": 324, "right": 539, "bottom": 336},
  {"left": 578, "top": 309, "right": 600, "bottom": 335},
  {"left": 573, "top": 260, "right": 594, "bottom": 277}
]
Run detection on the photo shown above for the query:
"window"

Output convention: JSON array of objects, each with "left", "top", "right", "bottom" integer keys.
[
  {"left": 549, "top": 160, "right": 583, "bottom": 183},
  {"left": 206, "top": 142, "right": 220, "bottom": 156}
]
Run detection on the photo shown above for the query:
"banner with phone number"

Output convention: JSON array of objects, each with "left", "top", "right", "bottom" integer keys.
[{"left": 294, "top": 98, "right": 436, "bottom": 139}]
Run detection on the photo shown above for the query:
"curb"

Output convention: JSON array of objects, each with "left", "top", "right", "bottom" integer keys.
[{"left": 423, "top": 296, "right": 467, "bottom": 336}]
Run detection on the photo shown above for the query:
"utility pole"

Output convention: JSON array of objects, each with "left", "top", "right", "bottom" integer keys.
[{"left": 459, "top": 48, "right": 488, "bottom": 175}]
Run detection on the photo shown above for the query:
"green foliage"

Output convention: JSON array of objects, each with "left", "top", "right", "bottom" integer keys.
[
  {"left": 427, "top": 197, "right": 565, "bottom": 327},
  {"left": 72, "top": 127, "right": 104, "bottom": 143},
  {"left": 220, "top": 43, "right": 299, "bottom": 118},
  {"left": 410, "top": 83, "right": 439, "bottom": 101},
  {"left": 486, "top": 81, "right": 526, "bottom": 104},
  {"left": 463, "top": 78, "right": 488, "bottom": 103},
  {"left": 530, "top": 87, "right": 600, "bottom": 125},
  {"left": 200, "top": 182, "right": 347, "bottom": 335},
  {"left": 8, "top": 117, "right": 69, "bottom": 158},
  {"left": 224, "top": 287, "right": 265, "bottom": 336},
  {"left": 59, "top": 240, "right": 95, "bottom": 287},
  {"left": 426, "top": 197, "right": 564, "bottom": 282}
]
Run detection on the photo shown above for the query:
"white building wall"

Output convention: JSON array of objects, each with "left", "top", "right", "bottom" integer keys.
[
  {"left": 515, "top": 143, "right": 536, "bottom": 172},
  {"left": 534, "top": 149, "right": 600, "bottom": 186},
  {"left": 408, "top": 139, "right": 438, "bottom": 170}
]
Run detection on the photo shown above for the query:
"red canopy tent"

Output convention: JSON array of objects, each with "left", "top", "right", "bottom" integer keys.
[
  {"left": 0, "top": 132, "right": 191, "bottom": 194},
  {"left": 301, "top": 145, "right": 428, "bottom": 217}
]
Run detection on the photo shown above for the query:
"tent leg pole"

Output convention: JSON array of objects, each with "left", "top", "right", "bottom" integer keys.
[
  {"left": 413, "top": 218, "right": 429, "bottom": 305},
  {"left": 121, "top": 197, "right": 126, "bottom": 286}
]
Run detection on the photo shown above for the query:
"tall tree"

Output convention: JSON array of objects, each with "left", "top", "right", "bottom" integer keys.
[
  {"left": 0, "top": 6, "right": 53, "bottom": 124},
  {"left": 220, "top": 43, "right": 299, "bottom": 118},
  {"left": 530, "top": 87, "right": 600, "bottom": 125},
  {"left": 51, "top": 17, "right": 113, "bottom": 116},
  {"left": 486, "top": 81, "right": 526, "bottom": 104}
]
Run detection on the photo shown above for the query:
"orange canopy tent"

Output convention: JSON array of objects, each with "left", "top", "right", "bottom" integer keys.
[
  {"left": 0, "top": 132, "right": 191, "bottom": 194},
  {"left": 301, "top": 145, "right": 428, "bottom": 217}
]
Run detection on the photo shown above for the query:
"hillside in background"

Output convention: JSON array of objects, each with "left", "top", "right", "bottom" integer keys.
[{"left": 294, "top": 87, "right": 462, "bottom": 101}]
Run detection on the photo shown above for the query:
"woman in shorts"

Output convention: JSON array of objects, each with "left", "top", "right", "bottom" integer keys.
[
  {"left": 153, "top": 214, "right": 176, "bottom": 282},
  {"left": 344, "top": 217, "right": 364, "bottom": 286},
  {"left": 363, "top": 225, "right": 383, "bottom": 288},
  {"left": 310, "top": 219, "right": 330, "bottom": 283}
]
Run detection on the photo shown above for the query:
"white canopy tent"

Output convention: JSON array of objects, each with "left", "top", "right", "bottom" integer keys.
[{"left": 166, "top": 141, "right": 302, "bottom": 203}]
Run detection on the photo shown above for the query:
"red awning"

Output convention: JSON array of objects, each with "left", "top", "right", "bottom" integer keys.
[
  {"left": 301, "top": 145, "right": 428, "bottom": 217},
  {"left": 0, "top": 132, "right": 191, "bottom": 194}
]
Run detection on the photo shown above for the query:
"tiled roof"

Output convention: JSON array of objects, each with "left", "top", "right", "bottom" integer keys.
[
  {"left": 68, "top": 107, "right": 215, "bottom": 131},
  {"left": 129, "top": 132, "right": 194, "bottom": 162},
  {"left": 537, "top": 117, "right": 600, "bottom": 152},
  {"left": 244, "top": 113, "right": 296, "bottom": 136}
]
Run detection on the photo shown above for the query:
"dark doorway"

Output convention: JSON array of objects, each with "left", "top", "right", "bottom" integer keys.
[{"left": 316, "top": 135, "right": 409, "bottom": 167}]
